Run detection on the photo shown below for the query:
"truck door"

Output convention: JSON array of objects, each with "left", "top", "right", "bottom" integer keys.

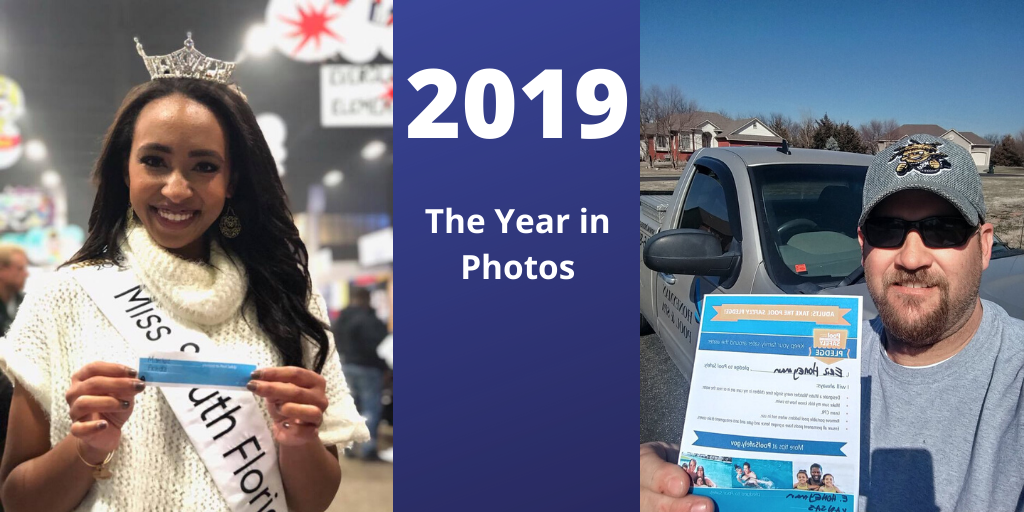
[{"left": 655, "top": 166, "right": 740, "bottom": 379}]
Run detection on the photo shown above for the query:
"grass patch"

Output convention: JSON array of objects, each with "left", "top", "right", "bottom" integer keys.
[{"left": 981, "top": 168, "right": 1024, "bottom": 249}]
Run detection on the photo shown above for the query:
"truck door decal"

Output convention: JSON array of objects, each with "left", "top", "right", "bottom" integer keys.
[{"left": 660, "top": 284, "right": 695, "bottom": 343}]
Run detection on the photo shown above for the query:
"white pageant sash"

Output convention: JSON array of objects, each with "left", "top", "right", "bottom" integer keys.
[{"left": 74, "top": 262, "right": 288, "bottom": 512}]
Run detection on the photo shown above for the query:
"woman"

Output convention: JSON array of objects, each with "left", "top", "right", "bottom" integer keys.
[
  {"left": 818, "top": 474, "right": 842, "bottom": 494},
  {"left": 0, "top": 36, "right": 368, "bottom": 512},
  {"left": 694, "top": 465, "right": 715, "bottom": 488}
]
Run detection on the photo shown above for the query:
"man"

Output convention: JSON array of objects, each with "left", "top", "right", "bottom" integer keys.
[
  {"left": 640, "top": 134, "right": 1024, "bottom": 512},
  {"left": 807, "top": 463, "right": 823, "bottom": 491},
  {"left": 332, "top": 286, "right": 389, "bottom": 460},
  {"left": 0, "top": 243, "right": 27, "bottom": 335},
  {"left": 683, "top": 458, "right": 697, "bottom": 484}
]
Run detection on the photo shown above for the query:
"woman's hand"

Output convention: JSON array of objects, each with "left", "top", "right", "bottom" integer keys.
[
  {"left": 247, "top": 367, "right": 329, "bottom": 446},
  {"left": 65, "top": 362, "right": 145, "bottom": 458}
]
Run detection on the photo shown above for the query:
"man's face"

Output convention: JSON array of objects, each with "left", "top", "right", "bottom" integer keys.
[
  {"left": 859, "top": 190, "right": 992, "bottom": 347},
  {"left": 810, "top": 466, "right": 821, "bottom": 481},
  {"left": 0, "top": 251, "right": 28, "bottom": 293}
]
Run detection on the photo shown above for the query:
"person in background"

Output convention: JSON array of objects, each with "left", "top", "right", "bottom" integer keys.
[
  {"left": 684, "top": 458, "right": 697, "bottom": 484},
  {"left": 819, "top": 474, "right": 841, "bottom": 494},
  {"left": 694, "top": 466, "right": 714, "bottom": 488},
  {"left": 793, "top": 470, "right": 810, "bottom": 490},
  {"left": 0, "top": 243, "right": 27, "bottom": 512},
  {"left": 807, "top": 463, "right": 823, "bottom": 491},
  {"left": 332, "top": 286, "right": 389, "bottom": 460},
  {"left": 0, "top": 244, "right": 28, "bottom": 335}
]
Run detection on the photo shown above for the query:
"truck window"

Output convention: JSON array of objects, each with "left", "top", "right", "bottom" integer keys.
[
  {"left": 750, "top": 164, "right": 867, "bottom": 290},
  {"left": 678, "top": 168, "right": 734, "bottom": 254}
]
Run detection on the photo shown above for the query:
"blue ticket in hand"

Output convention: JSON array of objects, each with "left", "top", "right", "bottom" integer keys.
[{"left": 139, "top": 352, "right": 256, "bottom": 389}]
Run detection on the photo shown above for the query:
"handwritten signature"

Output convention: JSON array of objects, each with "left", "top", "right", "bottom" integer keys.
[{"left": 773, "top": 362, "right": 844, "bottom": 380}]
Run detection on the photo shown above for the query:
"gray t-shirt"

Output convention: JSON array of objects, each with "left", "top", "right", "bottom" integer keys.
[{"left": 860, "top": 300, "right": 1024, "bottom": 511}]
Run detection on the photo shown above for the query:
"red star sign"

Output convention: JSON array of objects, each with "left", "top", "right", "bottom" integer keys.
[{"left": 278, "top": 2, "right": 344, "bottom": 56}]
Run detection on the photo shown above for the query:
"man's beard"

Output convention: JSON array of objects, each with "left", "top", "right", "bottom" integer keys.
[{"left": 870, "top": 266, "right": 980, "bottom": 347}]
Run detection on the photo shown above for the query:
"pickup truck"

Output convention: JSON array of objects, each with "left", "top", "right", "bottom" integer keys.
[{"left": 640, "top": 146, "right": 1024, "bottom": 381}]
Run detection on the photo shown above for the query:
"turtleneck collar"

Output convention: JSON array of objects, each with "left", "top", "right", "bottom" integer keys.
[{"left": 122, "top": 227, "right": 246, "bottom": 326}]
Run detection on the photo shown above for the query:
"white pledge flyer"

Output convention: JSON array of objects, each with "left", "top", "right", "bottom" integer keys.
[{"left": 678, "top": 294, "right": 862, "bottom": 512}]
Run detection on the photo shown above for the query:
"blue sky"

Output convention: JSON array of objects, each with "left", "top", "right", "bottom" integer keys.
[{"left": 640, "top": 0, "right": 1024, "bottom": 137}]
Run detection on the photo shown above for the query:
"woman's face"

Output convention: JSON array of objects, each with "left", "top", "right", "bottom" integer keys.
[
  {"left": 696, "top": 467, "right": 705, "bottom": 477},
  {"left": 797, "top": 472, "right": 807, "bottom": 484},
  {"left": 126, "top": 93, "right": 231, "bottom": 260},
  {"left": 824, "top": 475, "right": 834, "bottom": 486}
]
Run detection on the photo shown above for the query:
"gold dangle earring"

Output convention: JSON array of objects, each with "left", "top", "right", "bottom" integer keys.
[{"left": 219, "top": 205, "right": 241, "bottom": 238}]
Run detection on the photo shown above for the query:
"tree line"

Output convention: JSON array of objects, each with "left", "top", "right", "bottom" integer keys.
[
  {"left": 640, "top": 84, "right": 1024, "bottom": 168},
  {"left": 983, "top": 132, "right": 1024, "bottom": 168}
]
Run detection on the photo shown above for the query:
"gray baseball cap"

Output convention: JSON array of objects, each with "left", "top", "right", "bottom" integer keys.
[{"left": 859, "top": 133, "right": 986, "bottom": 227}]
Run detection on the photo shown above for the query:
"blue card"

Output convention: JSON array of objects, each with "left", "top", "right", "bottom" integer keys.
[{"left": 138, "top": 353, "right": 256, "bottom": 389}]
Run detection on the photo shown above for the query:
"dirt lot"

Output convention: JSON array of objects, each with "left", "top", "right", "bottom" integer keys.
[
  {"left": 640, "top": 166, "right": 1024, "bottom": 248},
  {"left": 981, "top": 167, "right": 1024, "bottom": 249}
]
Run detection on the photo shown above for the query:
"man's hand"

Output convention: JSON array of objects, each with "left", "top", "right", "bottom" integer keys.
[{"left": 640, "top": 442, "right": 714, "bottom": 512}]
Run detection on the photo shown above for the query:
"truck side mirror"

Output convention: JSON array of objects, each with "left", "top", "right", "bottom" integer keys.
[{"left": 643, "top": 228, "right": 740, "bottom": 277}]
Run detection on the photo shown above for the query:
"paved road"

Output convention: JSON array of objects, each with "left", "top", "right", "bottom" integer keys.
[
  {"left": 640, "top": 333, "right": 691, "bottom": 445},
  {"left": 640, "top": 176, "right": 679, "bottom": 182}
]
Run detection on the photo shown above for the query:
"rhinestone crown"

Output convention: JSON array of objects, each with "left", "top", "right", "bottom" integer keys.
[{"left": 135, "top": 32, "right": 235, "bottom": 84}]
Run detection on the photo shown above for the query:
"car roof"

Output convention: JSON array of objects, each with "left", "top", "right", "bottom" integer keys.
[{"left": 698, "top": 146, "right": 874, "bottom": 168}]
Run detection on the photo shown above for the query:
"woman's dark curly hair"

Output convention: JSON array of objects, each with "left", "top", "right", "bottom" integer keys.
[{"left": 65, "top": 77, "right": 329, "bottom": 373}]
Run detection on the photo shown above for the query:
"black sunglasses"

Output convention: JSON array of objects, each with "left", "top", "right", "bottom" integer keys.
[{"left": 862, "top": 216, "right": 978, "bottom": 249}]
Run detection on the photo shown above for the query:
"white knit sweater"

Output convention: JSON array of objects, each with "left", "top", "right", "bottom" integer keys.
[{"left": 0, "top": 227, "right": 369, "bottom": 511}]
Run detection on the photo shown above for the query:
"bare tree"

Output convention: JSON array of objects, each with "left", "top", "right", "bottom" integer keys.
[
  {"left": 983, "top": 133, "right": 1004, "bottom": 146},
  {"left": 858, "top": 119, "right": 900, "bottom": 154},
  {"left": 647, "top": 85, "right": 674, "bottom": 168},
  {"left": 663, "top": 86, "right": 699, "bottom": 169},
  {"left": 639, "top": 82, "right": 657, "bottom": 168},
  {"left": 791, "top": 111, "right": 817, "bottom": 149},
  {"left": 764, "top": 112, "right": 796, "bottom": 142}
]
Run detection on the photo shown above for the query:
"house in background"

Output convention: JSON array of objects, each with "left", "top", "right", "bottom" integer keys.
[
  {"left": 876, "top": 124, "right": 994, "bottom": 170},
  {"left": 642, "top": 111, "right": 783, "bottom": 164}
]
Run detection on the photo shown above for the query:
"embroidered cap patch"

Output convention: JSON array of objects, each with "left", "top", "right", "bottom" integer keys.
[{"left": 888, "top": 139, "right": 952, "bottom": 176}]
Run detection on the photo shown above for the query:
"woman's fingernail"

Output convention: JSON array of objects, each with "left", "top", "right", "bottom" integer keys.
[
  {"left": 134, "top": 380, "right": 146, "bottom": 392},
  {"left": 98, "top": 421, "right": 108, "bottom": 430},
  {"left": 250, "top": 370, "right": 262, "bottom": 380},
  {"left": 246, "top": 381, "right": 258, "bottom": 392},
  {"left": 121, "top": 400, "right": 130, "bottom": 409},
  {"left": 126, "top": 367, "right": 138, "bottom": 378}
]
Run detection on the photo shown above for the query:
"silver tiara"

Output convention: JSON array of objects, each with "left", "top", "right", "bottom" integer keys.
[{"left": 135, "top": 32, "right": 235, "bottom": 84}]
